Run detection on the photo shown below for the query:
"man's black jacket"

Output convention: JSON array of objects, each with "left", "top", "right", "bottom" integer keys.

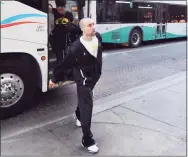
[{"left": 51, "top": 32, "right": 103, "bottom": 88}]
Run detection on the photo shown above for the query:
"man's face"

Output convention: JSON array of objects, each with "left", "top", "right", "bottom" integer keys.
[
  {"left": 82, "top": 19, "right": 96, "bottom": 36},
  {"left": 57, "top": 7, "right": 65, "bottom": 15}
]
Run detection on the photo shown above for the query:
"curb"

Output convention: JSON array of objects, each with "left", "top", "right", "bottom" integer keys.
[{"left": 93, "top": 71, "right": 186, "bottom": 115}]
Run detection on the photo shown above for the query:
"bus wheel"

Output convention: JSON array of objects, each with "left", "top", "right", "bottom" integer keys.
[
  {"left": 0, "top": 60, "right": 37, "bottom": 119},
  {"left": 129, "top": 29, "right": 142, "bottom": 48}
]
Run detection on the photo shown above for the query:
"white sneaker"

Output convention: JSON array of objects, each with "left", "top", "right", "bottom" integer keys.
[
  {"left": 73, "top": 113, "right": 81, "bottom": 127},
  {"left": 81, "top": 143, "right": 99, "bottom": 154}
]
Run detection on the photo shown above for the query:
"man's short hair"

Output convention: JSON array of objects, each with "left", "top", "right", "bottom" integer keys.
[{"left": 79, "top": 17, "right": 92, "bottom": 29}]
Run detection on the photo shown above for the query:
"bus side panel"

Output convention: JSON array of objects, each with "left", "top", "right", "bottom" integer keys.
[
  {"left": 1, "top": 1, "right": 47, "bottom": 45},
  {"left": 166, "top": 23, "right": 187, "bottom": 39},
  {"left": 1, "top": 1, "right": 48, "bottom": 92},
  {"left": 141, "top": 23, "right": 157, "bottom": 41},
  {"left": 96, "top": 23, "right": 157, "bottom": 44},
  {"left": 119, "top": 24, "right": 134, "bottom": 43},
  {"left": 96, "top": 24, "right": 122, "bottom": 43},
  {"left": 1, "top": 38, "right": 48, "bottom": 92}
]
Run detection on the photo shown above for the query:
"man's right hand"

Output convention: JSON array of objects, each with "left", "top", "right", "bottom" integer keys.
[{"left": 49, "top": 79, "right": 56, "bottom": 89}]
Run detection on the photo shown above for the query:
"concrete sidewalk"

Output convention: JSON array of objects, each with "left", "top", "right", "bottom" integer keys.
[{"left": 1, "top": 72, "right": 186, "bottom": 156}]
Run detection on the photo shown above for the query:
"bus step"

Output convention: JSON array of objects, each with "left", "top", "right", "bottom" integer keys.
[{"left": 48, "top": 80, "right": 75, "bottom": 90}]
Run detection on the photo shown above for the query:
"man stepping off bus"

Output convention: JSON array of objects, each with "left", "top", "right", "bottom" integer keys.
[{"left": 49, "top": 17, "right": 103, "bottom": 154}]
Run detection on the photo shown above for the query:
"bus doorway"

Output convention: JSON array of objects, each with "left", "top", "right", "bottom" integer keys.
[
  {"left": 48, "top": 0, "right": 84, "bottom": 84},
  {"left": 155, "top": 3, "right": 168, "bottom": 39}
]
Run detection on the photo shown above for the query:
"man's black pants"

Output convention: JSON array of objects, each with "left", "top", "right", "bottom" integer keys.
[
  {"left": 53, "top": 41, "right": 65, "bottom": 63},
  {"left": 75, "top": 84, "right": 94, "bottom": 141},
  {"left": 52, "top": 28, "right": 67, "bottom": 63}
]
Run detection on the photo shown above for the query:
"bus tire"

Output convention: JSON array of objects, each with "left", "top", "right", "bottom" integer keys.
[
  {"left": 129, "top": 29, "right": 142, "bottom": 48},
  {"left": 0, "top": 59, "right": 37, "bottom": 120}
]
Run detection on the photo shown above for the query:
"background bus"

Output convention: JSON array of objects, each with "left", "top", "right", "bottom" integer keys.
[
  {"left": 94, "top": 0, "right": 187, "bottom": 47},
  {"left": 0, "top": 0, "right": 187, "bottom": 119}
]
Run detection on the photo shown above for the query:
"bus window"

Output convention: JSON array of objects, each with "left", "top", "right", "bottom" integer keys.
[
  {"left": 66, "top": 0, "right": 79, "bottom": 21},
  {"left": 16, "top": 0, "right": 47, "bottom": 13},
  {"left": 117, "top": 1, "right": 138, "bottom": 23},
  {"left": 167, "top": 4, "right": 187, "bottom": 23},
  {"left": 96, "top": 0, "right": 156, "bottom": 24},
  {"left": 97, "top": 0, "right": 133, "bottom": 23},
  {"left": 133, "top": 2, "right": 156, "bottom": 23},
  {"left": 96, "top": 0, "right": 117, "bottom": 23}
]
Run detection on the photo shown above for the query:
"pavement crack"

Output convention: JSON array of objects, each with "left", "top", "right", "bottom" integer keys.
[
  {"left": 111, "top": 110, "right": 125, "bottom": 124},
  {"left": 92, "top": 121, "right": 186, "bottom": 141},
  {"left": 49, "top": 131, "right": 84, "bottom": 156},
  {"left": 165, "top": 89, "right": 185, "bottom": 95},
  {"left": 93, "top": 121, "right": 123, "bottom": 125},
  {"left": 119, "top": 105, "right": 186, "bottom": 131}
]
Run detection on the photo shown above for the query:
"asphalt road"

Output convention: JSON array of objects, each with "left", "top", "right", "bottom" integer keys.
[{"left": 1, "top": 39, "right": 186, "bottom": 139}]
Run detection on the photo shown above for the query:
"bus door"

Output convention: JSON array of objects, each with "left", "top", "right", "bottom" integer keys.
[
  {"left": 155, "top": 3, "right": 168, "bottom": 39},
  {"left": 48, "top": 0, "right": 86, "bottom": 83}
]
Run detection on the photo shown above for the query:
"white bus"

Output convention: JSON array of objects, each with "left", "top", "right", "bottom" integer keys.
[{"left": 0, "top": 0, "right": 187, "bottom": 119}]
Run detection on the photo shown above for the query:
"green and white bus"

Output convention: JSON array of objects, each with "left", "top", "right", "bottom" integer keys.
[
  {"left": 49, "top": 0, "right": 187, "bottom": 48},
  {"left": 94, "top": 0, "right": 187, "bottom": 47}
]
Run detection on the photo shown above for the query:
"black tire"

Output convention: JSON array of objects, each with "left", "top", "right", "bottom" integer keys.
[
  {"left": 129, "top": 29, "right": 142, "bottom": 48},
  {"left": 0, "top": 59, "right": 37, "bottom": 120}
]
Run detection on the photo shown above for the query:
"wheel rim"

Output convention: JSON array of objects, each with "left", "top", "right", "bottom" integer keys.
[
  {"left": 0, "top": 73, "right": 24, "bottom": 108},
  {"left": 131, "top": 32, "right": 140, "bottom": 45}
]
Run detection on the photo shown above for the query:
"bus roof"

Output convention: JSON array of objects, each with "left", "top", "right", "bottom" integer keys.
[
  {"left": 129, "top": 0, "right": 186, "bottom": 5},
  {"left": 139, "top": 1, "right": 187, "bottom": 5}
]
